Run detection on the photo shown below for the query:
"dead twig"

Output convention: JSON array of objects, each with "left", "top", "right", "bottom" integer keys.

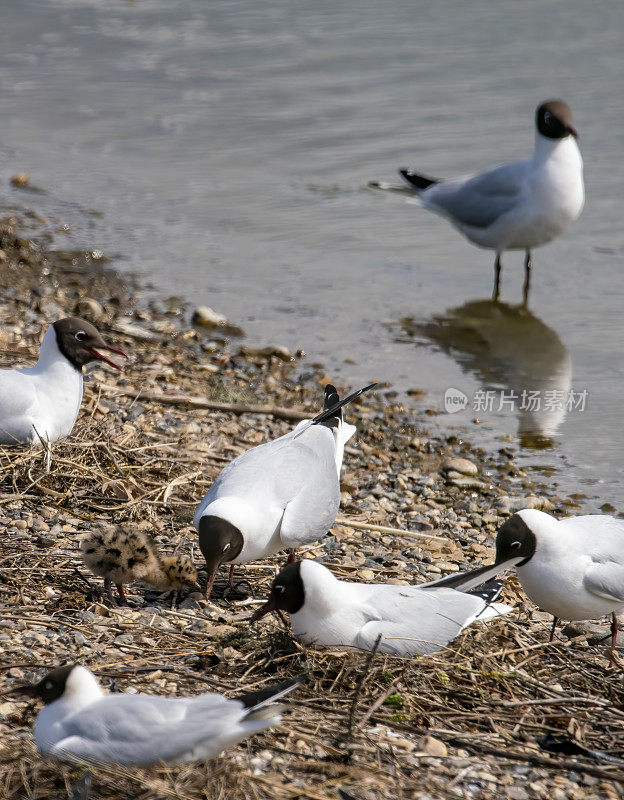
[
  {"left": 99, "top": 389, "right": 314, "bottom": 421},
  {"left": 335, "top": 517, "right": 446, "bottom": 542}
]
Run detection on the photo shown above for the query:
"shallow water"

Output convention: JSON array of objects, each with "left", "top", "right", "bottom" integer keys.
[{"left": 0, "top": 0, "right": 623, "bottom": 511}]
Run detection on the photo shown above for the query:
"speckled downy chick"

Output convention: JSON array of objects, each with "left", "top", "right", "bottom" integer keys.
[{"left": 81, "top": 525, "right": 200, "bottom": 606}]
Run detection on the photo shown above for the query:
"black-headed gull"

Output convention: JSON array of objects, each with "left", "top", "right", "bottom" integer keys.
[
  {"left": 399, "top": 100, "right": 584, "bottom": 304},
  {"left": 250, "top": 559, "right": 512, "bottom": 656},
  {"left": 0, "top": 317, "right": 126, "bottom": 446},
  {"left": 10, "top": 664, "right": 303, "bottom": 766},
  {"left": 195, "top": 383, "right": 376, "bottom": 598},
  {"left": 81, "top": 525, "right": 200, "bottom": 606},
  {"left": 423, "top": 509, "right": 624, "bottom": 654}
]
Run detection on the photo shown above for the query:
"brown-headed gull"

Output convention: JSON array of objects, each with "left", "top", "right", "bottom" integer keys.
[
  {"left": 10, "top": 664, "right": 303, "bottom": 766},
  {"left": 194, "top": 383, "right": 376, "bottom": 598},
  {"left": 399, "top": 100, "right": 584, "bottom": 304},
  {"left": 0, "top": 317, "right": 126, "bottom": 445},
  {"left": 423, "top": 509, "right": 624, "bottom": 654},
  {"left": 250, "top": 559, "right": 512, "bottom": 656}
]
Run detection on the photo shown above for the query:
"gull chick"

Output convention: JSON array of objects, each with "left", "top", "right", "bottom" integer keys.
[
  {"left": 423, "top": 509, "right": 624, "bottom": 655},
  {"left": 10, "top": 664, "right": 303, "bottom": 766},
  {"left": 250, "top": 559, "right": 512, "bottom": 656},
  {"left": 0, "top": 317, "right": 127, "bottom": 445},
  {"left": 81, "top": 525, "right": 200, "bottom": 606},
  {"left": 195, "top": 383, "right": 376, "bottom": 598},
  {"left": 400, "top": 100, "right": 584, "bottom": 303}
]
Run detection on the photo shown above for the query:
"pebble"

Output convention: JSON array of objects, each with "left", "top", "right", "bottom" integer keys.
[
  {"left": 75, "top": 297, "right": 105, "bottom": 320},
  {"left": 192, "top": 306, "right": 229, "bottom": 327},
  {"left": 447, "top": 474, "right": 490, "bottom": 491},
  {"left": 494, "top": 495, "right": 553, "bottom": 513},
  {"left": 114, "top": 317, "right": 164, "bottom": 342},
  {"left": 10, "top": 173, "right": 29, "bottom": 187},
  {"left": 443, "top": 457, "right": 478, "bottom": 476},
  {"left": 422, "top": 735, "right": 448, "bottom": 757},
  {"left": 179, "top": 596, "right": 202, "bottom": 611},
  {"left": 0, "top": 701, "right": 19, "bottom": 719},
  {"left": 241, "top": 344, "right": 294, "bottom": 362},
  {"left": 192, "top": 306, "right": 244, "bottom": 336}
]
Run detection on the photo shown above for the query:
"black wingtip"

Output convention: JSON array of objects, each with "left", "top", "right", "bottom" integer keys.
[
  {"left": 468, "top": 578, "right": 503, "bottom": 605},
  {"left": 399, "top": 169, "right": 438, "bottom": 191},
  {"left": 237, "top": 674, "right": 307, "bottom": 710},
  {"left": 420, "top": 561, "right": 500, "bottom": 593},
  {"left": 321, "top": 383, "right": 342, "bottom": 429},
  {"left": 312, "top": 383, "right": 377, "bottom": 426},
  {"left": 323, "top": 383, "right": 341, "bottom": 411}
]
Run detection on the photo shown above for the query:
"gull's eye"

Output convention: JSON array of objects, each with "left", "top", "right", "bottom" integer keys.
[
  {"left": 75, "top": 331, "right": 87, "bottom": 342},
  {"left": 274, "top": 585, "right": 285, "bottom": 594},
  {"left": 222, "top": 542, "right": 231, "bottom": 552},
  {"left": 511, "top": 541, "right": 521, "bottom": 549},
  {"left": 44, "top": 680, "right": 53, "bottom": 690},
  {"left": 543, "top": 112, "right": 552, "bottom": 124}
]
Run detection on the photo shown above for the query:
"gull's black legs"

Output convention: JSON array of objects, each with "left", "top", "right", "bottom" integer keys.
[
  {"left": 611, "top": 612, "right": 619, "bottom": 655},
  {"left": 493, "top": 254, "right": 502, "bottom": 301},
  {"left": 549, "top": 616, "right": 559, "bottom": 642},
  {"left": 522, "top": 249, "right": 532, "bottom": 306}
]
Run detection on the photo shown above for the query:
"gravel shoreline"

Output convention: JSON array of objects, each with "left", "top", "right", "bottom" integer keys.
[{"left": 0, "top": 212, "right": 622, "bottom": 800}]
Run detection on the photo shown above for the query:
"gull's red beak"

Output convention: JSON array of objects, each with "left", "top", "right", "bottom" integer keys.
[
  {"left": 567, "top": 125, "right": 578, "bottom": 139},
  {"left": 249, "top": 597, "right": 277, "bottom": 623},
  {"left": 4, "top": 683, "right": 37, "bottom": 698},
  {"left": 88, "top": 345, "right": 127, "bottom": 371}
]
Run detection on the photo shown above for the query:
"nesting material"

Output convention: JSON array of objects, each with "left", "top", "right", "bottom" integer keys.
[{"left": 81, "top": 525, "right": 199, "bottom": 606}]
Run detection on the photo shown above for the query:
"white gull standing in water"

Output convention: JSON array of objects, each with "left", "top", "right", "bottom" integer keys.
[{"left": 398, "top": 100, "right": 584, "bottom": 303}]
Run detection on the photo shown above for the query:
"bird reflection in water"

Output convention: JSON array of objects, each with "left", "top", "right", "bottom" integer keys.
[{"left": 398, "top": 299, "right": 571, "bottom": 447}]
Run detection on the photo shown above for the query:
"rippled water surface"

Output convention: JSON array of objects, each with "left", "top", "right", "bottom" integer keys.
[{"left": 1, "top": 0, "right": 623, "bottom": 510}]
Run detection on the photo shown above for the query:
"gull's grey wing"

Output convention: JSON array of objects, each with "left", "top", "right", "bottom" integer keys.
[
  {"left": 49, "top": 693, "right": 245, "bottom": 766},
  {"left": 195, "top": 425, "right": 340, "bottom": 544},
  {"left": 276, "top": 427, "right": 340, "bottom": 547},
  {"left": 354, "top": 587, "right": 487, "bottom": 657},
  {"left": 421, "top": 161, "right": 526, "bottom": 229},
  {"left": 583, "top": 562, "right": 624, "bottom": 604}
]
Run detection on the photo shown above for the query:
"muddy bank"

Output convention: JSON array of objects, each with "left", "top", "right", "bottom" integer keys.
[{"left": 0, "top": 213, "right": 622, "bottom": 800}]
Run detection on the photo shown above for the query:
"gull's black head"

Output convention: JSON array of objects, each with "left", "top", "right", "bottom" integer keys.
[
  {"left": 10, "top": 664, "right": 77, "bottom": 705},
  {"left": 249, "top": 561, "right": 305, "bottom": 623},
  {"left": 536, "top": 100, "right": 577, "bottom": 140},
  {"left": 52, "top": 317, "right": 127, "bottom": 371},
  {"left": 198, "top": 516, "right": 244, "bottom": 599},
  {"left": 495, "top": 513, "right": 537, "bottom": 566}
]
